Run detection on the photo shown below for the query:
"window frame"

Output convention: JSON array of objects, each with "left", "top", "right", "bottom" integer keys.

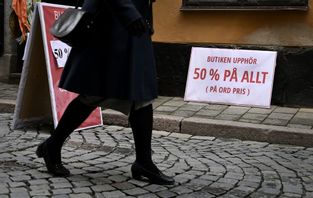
[{"left": 181, "top": 0, "right": 309, "bottom": 11}]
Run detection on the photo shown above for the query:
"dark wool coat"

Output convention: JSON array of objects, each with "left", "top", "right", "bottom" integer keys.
[{"left": 59, "top": 0, "right": 157, "bottom": 102}]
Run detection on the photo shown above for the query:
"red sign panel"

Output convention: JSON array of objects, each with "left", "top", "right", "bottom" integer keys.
[{"left": 39, "top": 3, "right": 102, "bottom": 129}]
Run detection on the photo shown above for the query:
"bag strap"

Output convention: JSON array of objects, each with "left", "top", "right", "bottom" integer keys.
[{"left": 74, "top": 0, "right": 102, "bottom": 20}]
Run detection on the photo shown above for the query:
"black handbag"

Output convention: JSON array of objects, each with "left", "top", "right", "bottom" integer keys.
[{"left": 50, "top": 0, "right": 99, "bottom": 47}]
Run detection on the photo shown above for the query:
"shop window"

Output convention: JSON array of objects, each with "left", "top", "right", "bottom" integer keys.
[{"left": 181, "top": 0, "right": 309, "bottom": 11}]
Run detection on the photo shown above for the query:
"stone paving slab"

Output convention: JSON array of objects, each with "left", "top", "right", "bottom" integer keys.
[
  {"left": 1, "top": 81, "right": 313, "bottom": 147},
  {"left": 0, "top": 113, "right": 313, "bottom": 197}
]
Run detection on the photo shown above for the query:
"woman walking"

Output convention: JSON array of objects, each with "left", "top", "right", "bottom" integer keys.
[{"left": 36, "top": 0, "right": 174, "bottom": 185}]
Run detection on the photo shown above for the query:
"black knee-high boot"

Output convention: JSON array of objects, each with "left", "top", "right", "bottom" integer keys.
[
  {"left": 129, "top": 104, "right": 153, "bottom": 165},
  {"left": 129, "top": 104, "right": 174, "bottom": 185},
  {"left": 36, "top": 96, "right": 96, "bottom": 176}
]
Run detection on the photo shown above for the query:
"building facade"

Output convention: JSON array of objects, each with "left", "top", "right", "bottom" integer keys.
[
  {"left": 153, "top": 0, "right": 313, "bottom": 107},
  {"left": 1, "top": 0, "right": 313, "bottom": 107}
]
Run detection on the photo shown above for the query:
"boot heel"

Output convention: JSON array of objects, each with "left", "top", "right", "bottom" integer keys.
[
  {"left": 131, "top": 169, "right": 142, "bottom": 180},
  {"left": 36, "top": 143, "right": 44, "bottom": 158}
]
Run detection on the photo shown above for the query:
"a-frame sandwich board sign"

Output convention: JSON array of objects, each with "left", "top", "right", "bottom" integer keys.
[{"left": 13, "top": 3, "right": 103, "bottom": 130}]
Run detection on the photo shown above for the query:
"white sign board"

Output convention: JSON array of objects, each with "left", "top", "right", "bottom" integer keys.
[
  {"left": 184, "top": 47, "right": 277, "bottom": 108},
  {"left": 50, "top": 40, "right": 71, "bottom": 68}
]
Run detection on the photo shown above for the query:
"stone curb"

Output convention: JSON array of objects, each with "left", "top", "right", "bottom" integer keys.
[
  {"left": 102, "top": 109, "right": 313, "bottom": 147},
  {"left": 102, "top": 109, "right": 129, "bottom": 127},
  {"left": 153, "top": 114, "right": 183, "bottom": 133},
  {"left": 181, "top": 117, "right": 313, "bottom": 147},
  {"left": 2, "top": 100, "right": 313, "bottom": 147},
  {"left": 0, "top": 99, "right": 16, "bottom": 113}
]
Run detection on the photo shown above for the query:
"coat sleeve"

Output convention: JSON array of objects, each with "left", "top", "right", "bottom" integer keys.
[{"left": 105, "top": 0, "right": 142, "bottom": 27}]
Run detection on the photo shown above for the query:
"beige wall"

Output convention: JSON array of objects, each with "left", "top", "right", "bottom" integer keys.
[{"left": 153, "top": 0, "right": 313, "bottom": 46}]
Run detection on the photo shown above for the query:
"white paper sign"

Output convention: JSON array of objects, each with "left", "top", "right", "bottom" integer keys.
[
  {"left": 50, "top": 40, "right": 71, "bottom": 68},
  {"left": 184, "top": 47, "right": 277, "bottom": 108}
]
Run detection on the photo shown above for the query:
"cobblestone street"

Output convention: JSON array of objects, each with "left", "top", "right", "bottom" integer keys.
[{"left": 0, "top": 113, "right": 313, "bottom": 198}]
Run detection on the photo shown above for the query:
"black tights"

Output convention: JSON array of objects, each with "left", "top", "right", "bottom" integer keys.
[
  {"left": 46, "top": 96, "right": 96, "bottom": 163},
  {"left": 46, "top": 96, "right": 155, "bottom": 167}
]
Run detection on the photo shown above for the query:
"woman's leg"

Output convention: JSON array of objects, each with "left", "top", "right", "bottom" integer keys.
[
  {"left": 129, "top": 104, "right": 174, "bottom": 185},
  {"left": 129, "top": 104, "right": 153, "bottom": 164},
  {"left": 36, "top": 95, "right": 96, "bottom": 176}
]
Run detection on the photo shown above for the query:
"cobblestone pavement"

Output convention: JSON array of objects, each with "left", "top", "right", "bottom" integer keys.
[{"left": 1, "top": 113, "right": 313, "bottom": 198}]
